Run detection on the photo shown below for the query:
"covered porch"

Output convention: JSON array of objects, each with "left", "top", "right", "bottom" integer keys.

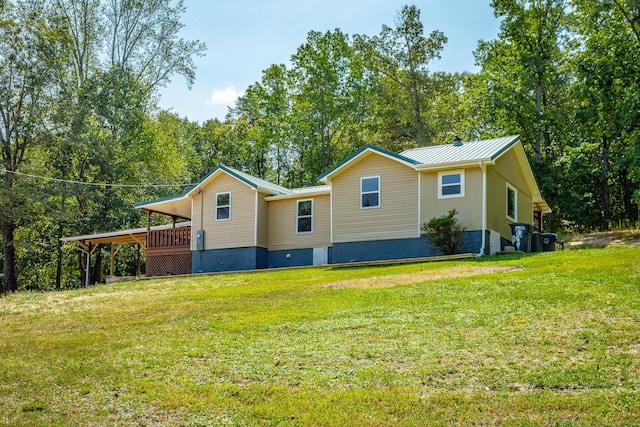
[
  {"left": 61, "top": 221, "right": 193, "bottom": 285},
  {"left": 136, "top": 192, "right": 194, "bottom": 277}
]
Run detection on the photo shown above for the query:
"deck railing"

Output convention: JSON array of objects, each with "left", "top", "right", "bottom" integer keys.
[{"left": 147, "top": 227, "right": 191, "bottom": 250}]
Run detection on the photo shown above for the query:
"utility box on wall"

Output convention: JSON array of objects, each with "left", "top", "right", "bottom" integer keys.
[{"left": 196, "top": 229, "right": 204, "bottom": 251}]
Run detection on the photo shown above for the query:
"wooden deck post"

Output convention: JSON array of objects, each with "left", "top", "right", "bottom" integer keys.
[
  {"left": 136, "top": 243, "right": 141, "bottom": 276},
  {"left": 85, "top": 242, "right": 91, "bottom": 288}
]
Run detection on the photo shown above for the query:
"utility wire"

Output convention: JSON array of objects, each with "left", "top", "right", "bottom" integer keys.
[{"left": 0, "top": 168, "right": 195, "bottom": 188}]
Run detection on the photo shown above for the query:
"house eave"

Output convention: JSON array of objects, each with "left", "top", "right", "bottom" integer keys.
[
  {"left": 319, "top": 144, "right": 419, "bottom": 183},
  {"left": 415, "top": 159, "right": 495, "bottom": 171},
  {"left": 265, "top": 190, "right": 331, "bottom": 201},
  {"left": 134, "top": 195, "right": 192, "bottom": 220}
]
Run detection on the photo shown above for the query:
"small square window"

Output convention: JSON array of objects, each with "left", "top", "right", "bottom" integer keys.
[
  {"left": 297, "top": 199, "right": 313, "bottom": 233},
  {"left": 216, "top": 192, "right": 231, "bottom": 221},
  {"left": 361, "top": 176, "right": 380, "bottom": 208},
  {"left": 439, "top": 171, "right": 465, "bottom": 198}
]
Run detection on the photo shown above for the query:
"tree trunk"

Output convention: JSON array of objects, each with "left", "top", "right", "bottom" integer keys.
[
  {"left": 3, "top": 223, "right": 18, "bottom": 293},
  {"left": 602, "top": 134, "right": 610, "bottom": 229},
  {"left": 535, "top": 82, "right": 543, "bottom": 162},
  {"left": 620, "top": 168, "right": 633, "bottom": 222},
  {"left": 55, "top": 195, "right": 66, "bottom": 291},
  {"left": 77, "top": 252, "right": 87, "bottom": 288},
  {"left": 91, "top": 249, "right": 102, "bottom": 285},
  {"left": 55, "top": 224, "right": 63, "bottom": 291},
  {"left": 410, "top": 70, "right": 425, "bottom": 146}
]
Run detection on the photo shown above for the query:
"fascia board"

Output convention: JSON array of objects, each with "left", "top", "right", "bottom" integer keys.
[
  {"left": 415, "top": 160, "right": 494, "bottom": 172},
  {"left": 264, "top": 190, "right": 331, "bottom": 201}
]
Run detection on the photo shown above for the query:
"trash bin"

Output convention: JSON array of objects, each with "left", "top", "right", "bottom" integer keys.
[
  {"left": 530, "top": 232, "right": 542, "bottom": 252},
  {"left": 509, "top": 223, "right": 532, "bottom": 252},
  {"left": 540, "top": 233, "right": 558, "bottom": 251}
]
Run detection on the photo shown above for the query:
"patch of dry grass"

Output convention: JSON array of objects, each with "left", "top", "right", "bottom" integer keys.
[
  {"left": 567, "top": 229, "right": 640, "bottom": 248},
  {"left": 322, "top": 265, "right": 525, "bottom": 289}
]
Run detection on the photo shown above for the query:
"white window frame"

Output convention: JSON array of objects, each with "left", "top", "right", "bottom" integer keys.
[
  {"left": 360, "top": 176, "right": 380, "bottom": 209},
  {"left": 296, "top": 199, "right": 313, "bottom": 234},
  {"left": 215, "top": 191, "right": 231, "bottom": 221},
  {"left": 438, "top": 170, "right": 465, "bottom": 199},
  {"left": 506, "top": 183, "right": 517, "bottom": 221}
]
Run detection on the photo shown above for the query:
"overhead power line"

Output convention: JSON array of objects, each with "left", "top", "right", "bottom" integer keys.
[{"left": 0, "top": 168, "right": 195, "bottom": 188}]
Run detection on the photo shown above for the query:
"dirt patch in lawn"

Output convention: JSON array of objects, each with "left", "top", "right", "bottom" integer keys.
[
  {"left": 566, "top": 230, "right": 640, "bottom": 248},
  {"left": 323, "top": 265, "right": 525, "bottom": 289}
]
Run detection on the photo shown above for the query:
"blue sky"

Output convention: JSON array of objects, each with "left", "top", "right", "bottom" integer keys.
[{"left": 157, "top": 1, "right": 502, "bottom": 123}]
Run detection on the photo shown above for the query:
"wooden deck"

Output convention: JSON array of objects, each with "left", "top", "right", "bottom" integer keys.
[{"left": 146, "top": 226, "right": 192, "bottom": 276}]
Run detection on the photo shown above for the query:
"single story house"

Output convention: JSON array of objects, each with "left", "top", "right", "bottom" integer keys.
[{"left": 63, "top": 135, "right": 551, "bottom": 276}]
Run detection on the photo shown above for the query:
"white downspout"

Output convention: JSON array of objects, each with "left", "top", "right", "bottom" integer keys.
[{"left": 477, "top": 162, "right": 487, "bottom": 257}]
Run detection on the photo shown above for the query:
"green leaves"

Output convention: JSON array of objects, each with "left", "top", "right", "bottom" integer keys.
[
  {"left": 355, "top": 5, "right": 448, "bottom": 146},
  {"left": 422, "top": 209, "right": 466, "bottom": 255}
]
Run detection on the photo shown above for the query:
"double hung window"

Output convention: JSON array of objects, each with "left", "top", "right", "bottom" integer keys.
[
  {"left": 361, "top": 176, "right": 380, "bottom": 208},
  {"left": 297, "top": 199, "right": 313, "bottom": 233},
  {"left": 216, "top": 192, "right": 231, "bottom": 221}
]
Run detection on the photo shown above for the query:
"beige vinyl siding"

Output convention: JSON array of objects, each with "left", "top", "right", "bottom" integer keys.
[
  {"left": 191, "top": 192, "right": 201, "bottom": 251},
  {"left": 332, "top": 153, "right": 418, "bottom": 243},
  {"left": 419, "top": 167, "right": 483, "bottom": 230},
  {"left": 487, "top": 149, "right": 534, "bottom": 238},
  {"left": 268, "top": 195, "right": 331, "bottom": 251},
  {"left": 190, "top": 173, "right": 256, "bottom": 250},
  {"left": 257, "top": 193, "right": 269, "bottom": 248}
]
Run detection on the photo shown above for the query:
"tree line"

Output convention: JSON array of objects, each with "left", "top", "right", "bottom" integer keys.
[{"left": 1, "top": 0, "right": 639, "bottom": 292}]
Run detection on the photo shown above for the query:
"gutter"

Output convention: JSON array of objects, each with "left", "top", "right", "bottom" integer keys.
[
  {"left": 477, "top": 161, "right": 487, "bottom": 257},
  {"left": 414, "top": 159, "right": 495, "bottom": 172}
]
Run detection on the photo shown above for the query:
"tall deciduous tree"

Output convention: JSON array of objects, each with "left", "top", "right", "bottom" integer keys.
[
  {"left": 570, "top": 0, "right": 640, "bottom": 227},
  {"left": 45, "top": 0, "right": 205, "bottom": 287},
  {"left": 355, "top": 5, "right": 447, "bottom": 146},
  {"left": 288, "top": 29, "right": 370, "bottom": 186},
  {"left": 231, "top": 64, "right": 292, "bottom": 185},
  {"left": 105, "top": 0, "right": 205, "bottom": 90},
  {"left": 475, "top": 0, "right": 569, "bottom": 162},
  {"left": 0, "top": 0, "right": 69, "bottom": 292},
  {"left": 472, "top": 0, "right": 570, "bottom": 230}
]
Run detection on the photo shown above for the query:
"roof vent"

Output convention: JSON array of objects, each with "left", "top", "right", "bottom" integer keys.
[{"left": 453, "top": 136, "right": 463, "bottom": 147}]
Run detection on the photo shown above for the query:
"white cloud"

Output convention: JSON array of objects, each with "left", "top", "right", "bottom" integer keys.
[{"left": 208, "top": 86, "right": 243, "bottom": 106}]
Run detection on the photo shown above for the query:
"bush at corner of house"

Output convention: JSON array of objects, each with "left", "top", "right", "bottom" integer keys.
[{"left": 421, "top": 209, "right": 466, "bottom": 255}]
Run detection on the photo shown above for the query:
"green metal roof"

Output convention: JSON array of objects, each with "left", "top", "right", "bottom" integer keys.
[
  {"left": 135, "top": 164, "right": 293, "bottom": 218},
  {"left": 400, "top": 136, "right": 521, "bottom": 165},
  {"left": 184, "top": 164, "right": 294, "bottom": 197}
]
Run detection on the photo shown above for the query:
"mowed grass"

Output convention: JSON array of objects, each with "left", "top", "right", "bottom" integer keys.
[{"left": 1, "top": 246, "right": 639, "bottom": 426}]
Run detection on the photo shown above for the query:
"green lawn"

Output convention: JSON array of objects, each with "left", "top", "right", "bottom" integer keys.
[{"left": 1, "top": 246, "right": 639, "bottom": 426}]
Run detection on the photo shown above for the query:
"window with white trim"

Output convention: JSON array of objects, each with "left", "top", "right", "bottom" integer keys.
[
  {"left": 506, "top": 183, "right": 517, "bottom": 221},
  {"left": 216, "top": 192, "right": 231, "bottom": 221},
  {"left": 296, "top": 199, "right": 313, "bottom": 234},
  {"left": 361, "top": 176, "right": 380, "bottom": 208},
  {"left": 438, "top": 170, "right": 465, "bottom": 198}
]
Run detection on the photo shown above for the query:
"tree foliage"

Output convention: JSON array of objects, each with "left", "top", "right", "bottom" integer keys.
[
  {"left": 1, "top": 0, "right": 204, "bottom": 291},
  {"left": 354, "top": 5, "right": 447, "bottom": 146},
  {"left": 0, "top": 0, "right": 69, "bottom": 292}
]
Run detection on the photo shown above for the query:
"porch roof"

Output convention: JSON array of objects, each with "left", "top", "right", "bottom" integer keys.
[
  {"left": 133, "top": 194, "right": 192, "bottom": 219},
  {"left": 61, "top": 222, "right": 191, "bottom": 245}
]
